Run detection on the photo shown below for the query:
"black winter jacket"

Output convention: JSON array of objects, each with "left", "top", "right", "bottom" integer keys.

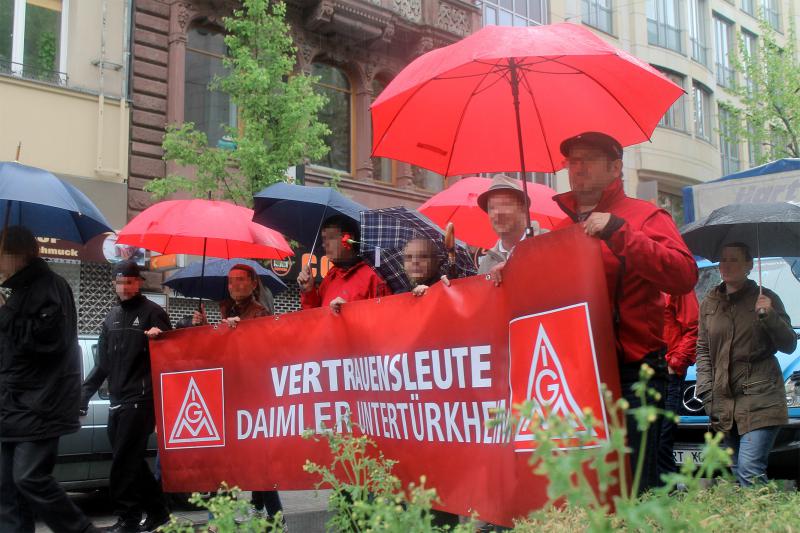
[
  {"left": 81, "top": 293, "right": 171, "bottom": 409},
  {"left": 0, "top": 258, "right": 81, "bottom": 441}
]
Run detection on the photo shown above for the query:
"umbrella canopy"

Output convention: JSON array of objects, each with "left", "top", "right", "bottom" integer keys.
[
  {"left": 117, "top": 199, "right": 292, "bottom": 259},
  {"left": 360, "top": 207, "right": 477, "bottom": 293},
  {"left": 164, "top": 258, "right": 287, "bottom": 300},
  {"left": 371, "top": 23, "right": 683, "bottom": 176},
  {"left": 680, "top": 202, "right": 800, "bottom": 262},
  {"left": 253, "top": 183, "right": 365, "bottom": 249},
  {"left": 418, "top": 176, "right": 564, "bottom": 249},
  {"left": 0, "top": 161, "right": 112, "bottom": 243}
]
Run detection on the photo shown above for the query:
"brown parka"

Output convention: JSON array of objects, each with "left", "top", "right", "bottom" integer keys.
[{"left": 696, "top": 279, "right": 797, "bottom": 435}]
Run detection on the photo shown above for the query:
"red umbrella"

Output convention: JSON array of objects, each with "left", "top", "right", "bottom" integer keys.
[
  {"left": 419, "top": 177, "right": 565, "bottom": 249},
  {"left": 372, "top": 23, "right": 683, "bottom": 233},
  {"left": 116, "top": 199, "right": 292, "bottom": 260}
]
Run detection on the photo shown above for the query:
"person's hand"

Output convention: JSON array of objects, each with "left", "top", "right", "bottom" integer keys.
[
  {"left": 440, "top": 275, "right": 451, "bottom": 287},
  {"left": 756, "top": 294, "right": 773, "bottom": 315},
  {"left": 297, "top": 264, "right": 315, "bottom": 293},
  {"left": 222, "top": 316, "right": 241, "bottom": 329},
  {"left": 487, "top": 262, "right": 506, "bottom": 287},
  {"left": 582, "top": 212, "right": 612, "bottom": 238},
  {"left": 329, "top": 296, "right": 347, "bottom": 314},
  {"left": 79, "top": 408, "right": 88, "bottom": 417},
  {"left": 411, "top": 285, "right": 430, "bottom": 297},
  {"left": 192, "top": 305, "right": 207, "bottom": 326},
  {"left": 144, "top": 327, "right": 162, "bottom": 339}
]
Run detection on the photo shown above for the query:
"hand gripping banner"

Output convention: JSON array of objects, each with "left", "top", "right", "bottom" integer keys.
[{"left": 152, "top": 226, "right": 620, "bottom": 526}]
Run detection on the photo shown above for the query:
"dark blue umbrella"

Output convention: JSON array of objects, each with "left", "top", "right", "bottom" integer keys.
[
  {"left": 0, "top": 161, "right": 112, "bottom": 243},
  {"left": 163, "top": 258, "right": 287, "bottom": 301},
  {"left": 252, "top": 183, "right": 365, "bottom": 250}
]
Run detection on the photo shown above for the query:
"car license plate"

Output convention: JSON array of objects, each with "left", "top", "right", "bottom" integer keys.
[{"left": 673, "top": 447, "right": 704, "bottom": 465}]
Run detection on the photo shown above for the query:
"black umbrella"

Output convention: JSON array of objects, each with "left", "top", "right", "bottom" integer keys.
[
  {"left": 680, "top": 202, "right": 800, "bottom": 293},
  {"left": 163, "top": 258, "right": 287, "bottom": 301}
]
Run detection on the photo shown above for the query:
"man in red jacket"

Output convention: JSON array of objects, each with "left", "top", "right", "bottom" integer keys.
[
  {"left": 553, "top": 131, "right": 698, "bottom": 492},
  {"left": 658, "top": 292, "right": 699, "bottom": 477},
  {"left": 298, "top": 215, "right": 391, "bottom": 312}
]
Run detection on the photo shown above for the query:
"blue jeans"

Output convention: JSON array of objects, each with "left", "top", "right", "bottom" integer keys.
[
  {"left": 657, "top": 373, "right": 684, "bottom": 478},
  {"left": 724, "top": 425, "right": 779, "bottom": 486}
]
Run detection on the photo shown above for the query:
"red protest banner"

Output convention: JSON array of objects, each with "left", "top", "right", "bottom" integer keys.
[{"left": 151, "top": 225, "right": 620, "bottom": 526}]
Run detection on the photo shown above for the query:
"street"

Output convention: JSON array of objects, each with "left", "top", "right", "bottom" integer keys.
[{"left": 35, "top": 490, "right": 332, "bottom": 532}]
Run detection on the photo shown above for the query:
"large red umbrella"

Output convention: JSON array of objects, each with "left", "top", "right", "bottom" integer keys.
[
  {"left": 372, "top": 23, "right": 683, "bottom": 232},
  {"left": 419, "top": 177, "right": 564, "bottom": 249},
  {"left": 117, "top": 199, "right": 292, "bottom": 259}
]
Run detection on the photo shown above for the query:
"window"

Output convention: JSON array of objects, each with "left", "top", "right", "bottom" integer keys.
[
  {"left": 713, "top": 15, "right": 734, "bottom": 88},
  {"left": 658, "top": 191, "right": 684, "bottom": 225},
  {"left": 371, "top": 78, "right": 393, "bottom": 183},
  {"left": 742, "top": 29, "right": 757, "bottom": 94},
  {"left": 719, "top": 105, "right": 740, "bottom": 175},
  {"left": 411, "top": 166, "right": 444, "bottom": 192},
  {"left": 185, "top": 23, "right": 235, "bottom": 149},
  {"left": 0, "top": 0, "right": 67, "bottom": 83},
  {"left": 312, "top": 62, "right": 352, "bottom": 173},
  {"left": 482, "top": 0, "right": 547, "bottom": 27},
  {"left": 647, "top": 0, "right": 684, "bottom": 54},
  {"left": 760, "top": 0, "right": 780, "bottom": 32},
  {"left": 693, "top": 82, "right": 712, "bottom": 141},
  {"left": 741, "top": 0, "right": 755, "bottom": 16},
  {"left": 657, "top": 70, "right": 687, "bottom": 131},
  {"left": 582, "top": 0, "right": 613, "bottom": 34},
  {"left": 688, "top": 0, "right": 709, "bottom": 66}
]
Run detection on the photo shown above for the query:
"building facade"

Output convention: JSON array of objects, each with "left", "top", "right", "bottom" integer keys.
[
  {"left": 548, "top": 0, "right": 799, "bottom": 223},
  {"left": 1, "top": 0, "right": 133, "bottom": 332}
]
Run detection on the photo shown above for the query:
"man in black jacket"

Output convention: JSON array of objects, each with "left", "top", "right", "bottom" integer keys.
[
  {"left": 81, "top": 261, "right": 171, "bottom": 532},
  {"left": 0, "top": 226, "right": 98, "bottom": 533}
]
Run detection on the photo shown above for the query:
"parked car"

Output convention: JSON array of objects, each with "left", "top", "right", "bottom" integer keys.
[
  {"left": 54, "top": 335, "right": 157, "bottom": 490},
  {"left": 673, "top": 258, "right": 800, "bottom": 483}
]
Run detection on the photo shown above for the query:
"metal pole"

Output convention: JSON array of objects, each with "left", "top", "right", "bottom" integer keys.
[{"left": 508, "top": 58, "right": 533, "bottom": 238}]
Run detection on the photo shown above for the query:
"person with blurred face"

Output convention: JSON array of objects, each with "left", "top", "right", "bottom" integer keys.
[
  {"left": 696, "top": 243, "right": 796, "bottom": 486},
  {"left": 0, "top": 226, "right": 99, "bottom": 533},
  {"left": 476, "top": 174, "right": 542, "bottom": 283},
  {"left": 81, "top": 261, "right": 171, "bottom": 532},
  {"left": 401, "top": 237, "right": 444, "bottom": 297},
  {"left": 551, "top": 131, "right": 698, "bottom": 493},
  {"left": 298, "top": 215, "right": 391, "bottom": 313}
]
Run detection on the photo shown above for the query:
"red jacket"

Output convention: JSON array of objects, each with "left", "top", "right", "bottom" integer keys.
[
  {"left": 663, "top": 292, "right": 699, "bottom": 376},
  {"left": 554, "top": 179, "right": 698, "bottom": 364},
  {"left": 301, "top": 260, "right": 391, "bottom": 309}
]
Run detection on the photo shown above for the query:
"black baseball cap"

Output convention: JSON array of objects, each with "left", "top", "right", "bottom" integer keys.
[
  {"left": 113, "top": 260, "right": 144, "bottom": 279},
  {"left": 559, "top": 131, "right": 623, "bottom": 161}
]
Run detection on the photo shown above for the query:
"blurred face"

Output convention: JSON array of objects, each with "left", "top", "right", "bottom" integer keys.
[
  {"left": 228, "top": 268, "right": 257, "bottom": 302},
  {"left": 719, "top": 246, "right": 752, "bottom": 285},
  {"left": 321, "top": 226, "right": 355, "bottom": 264},
  {"left": 486, "top": 191, "right": 527, "bottom": 240},
  {"left": 403, "top": 239, "right": 440, "bottom": 285},
  {"left": 0, "top": 253, "right": 26, "bottom": 278},
  {"left": 114, "top": 276, "right": 142, "bottom": 301},
  {"left": 565, "top": 145, "right": 622, "bottom": 208}
]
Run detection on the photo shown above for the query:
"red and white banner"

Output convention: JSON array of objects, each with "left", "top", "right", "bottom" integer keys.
[{"left": 152, "top": 226, "right": 620, "bottom": 526}]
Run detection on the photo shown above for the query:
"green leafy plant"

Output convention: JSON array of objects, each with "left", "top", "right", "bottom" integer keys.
[{"left": 149, "top": 0, "right": 330, "bottom": 206}]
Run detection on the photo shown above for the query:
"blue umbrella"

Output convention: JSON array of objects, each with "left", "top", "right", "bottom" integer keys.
[
  {"left": 252, "top": 183, "right": 365, "bottom": 250},
  {"left": 163, "top": 258, "right": 287, "bottom": 301},
  {"left": 0, "top": 161, "right": 112, "bottom": 243}
]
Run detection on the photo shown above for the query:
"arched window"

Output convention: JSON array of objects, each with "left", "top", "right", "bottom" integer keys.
[
  {"left": 312, "top": 62, "right": 352, "bottom": 173},
  {"left": 184, "top": 22, "right": 235, "bottom": 148},
  {"left": 371, "top": 77, "right": 393, "bottom": 183}
]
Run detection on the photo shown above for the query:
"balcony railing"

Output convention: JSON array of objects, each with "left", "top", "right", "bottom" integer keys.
[
  {"left": 715, "top": 62, "right": 735, "bottom": 88},
  {"left": 690, "top": 37, "right": 708, "bottom": 66},
  {"left": 0, "top": 58, "right": 68, "bottom": 86},
  {"left": 647, "top": 19, "right": 683, "bottom": 54}
]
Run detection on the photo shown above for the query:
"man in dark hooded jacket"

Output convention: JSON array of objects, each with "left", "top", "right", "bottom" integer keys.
[
  {"left": 81, "top": 261, "right": 171, "bottom": 532},
  {"left": 0, "top": 226, "right": 97, "bottom": 533}
]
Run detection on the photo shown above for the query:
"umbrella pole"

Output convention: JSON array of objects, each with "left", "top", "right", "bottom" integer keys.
[
  {"left": 508, "top": 58, "right": 534, "bottom": 238},
  {"left": 306, "top": 205, "right": 330, "bottom": 268},
  {"left": 198, "top": 236, "right": 207, "bottom": 312}
]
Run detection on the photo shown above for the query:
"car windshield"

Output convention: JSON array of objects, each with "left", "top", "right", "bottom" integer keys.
[{"left": 696, "top": 257, "right": 800, "bottom": 328}]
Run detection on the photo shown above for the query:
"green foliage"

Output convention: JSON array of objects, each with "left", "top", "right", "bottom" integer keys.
[
  {"left": 726, "top": 17, "right": 800, "bottom": 164},
  {"left": 303, "top": 430, "right": 474, "bottom": 532},
  {"left": 159, "top": 483, "right": 286, "bottom": 532},
  {"left": 149, "top": 0, "right": 330, "bottom": 206}
]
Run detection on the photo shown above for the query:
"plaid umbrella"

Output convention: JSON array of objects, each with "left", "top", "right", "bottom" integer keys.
[{"left": 360, "top": 207, "right": 477, "bottom": 293}]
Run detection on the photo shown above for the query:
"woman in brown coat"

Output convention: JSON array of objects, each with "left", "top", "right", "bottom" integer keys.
[{"left": 696, "top": 242, "right": 797, "bottom": 485}]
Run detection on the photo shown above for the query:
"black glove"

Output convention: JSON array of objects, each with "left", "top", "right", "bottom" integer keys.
[{"left": 79, "top": 408, "right": 88, "bottom": 417}]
